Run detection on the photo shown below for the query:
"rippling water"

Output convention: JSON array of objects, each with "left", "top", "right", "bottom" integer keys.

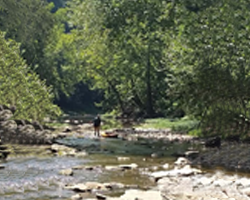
[
  {"left": 0, "top": 155, "right": 89, "bottom": 199},
  {"left": 0, "top": 137, "right": 193, "bottom": 200}
]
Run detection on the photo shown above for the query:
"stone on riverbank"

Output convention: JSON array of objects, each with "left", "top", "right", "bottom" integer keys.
[
  {"left": 174, "top": 157, "right": 191, "bottom": 167},
  {"left": 151, "top": 165, "right": 202, "bottom": 181},
  {"left": 108, "top": 189, "right": 164, "bottom": 200},
  {"left": 59, "top": 168, "right": 73, "bottom": 176},
  {"left": 154, "top": 168, "right": 250, "bottom": 200},
  {"left": 51, "top": 144, "right": 83, "bottom": 157},
  {"left": 66, "top": 182, "right": 126, "bottom": 193},
  {"left": 162, "top": 163, "right": 169, "bottom": 169},
  {"left": 105, "top": 163, "right": 138, "bottom": 171},
  {"left": 117, "top": 157, "right": 130, "bottom": 161},
  {"left": 0, "top": 106, "right": 56, "bottom": 145},
  {"left": 119, "top": 163, "right": 138, "bottom": 170}
]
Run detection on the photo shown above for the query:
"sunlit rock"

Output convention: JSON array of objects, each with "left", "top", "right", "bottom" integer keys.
[
  {"left": 235, "top": 177, "right": 250, "bottom": 188},
  {"left": 103, "top": 182, "right": 125, "bottom": 190},
  {"left": 105, "top": 165, "right": 123, "bottom": 171},
  {"left": 174, "top": 157, "right": 191, "bottom": 167},
  {"left": 59, "top": 168, "right": 73, "bottom": 176},
  {"left": 151, "top": 165, "right": 202, "bottom": 181},
  {"left": 113, "top": 189, "right": 164, "bottom": 200},
  {"left": 117, "top": 157, "right": 130, "bottom": 161},
  {"left": 65, "top": 182, "right": 109, "bottom": 192},
  {"left": 197, "top": 177, "right": 213, "bottom": 186},
  {"left": 162, "top": 163, "right": 169, "bottom": 169},
  {"left": 0, "top": 109, "right": 13, "bottom": 121},
  {"left": 75, "top": 151, "right": 88, "bottom": 157},
  {"left": 151, "top": 153, "right": 159, "bottom": 158},
  {"left": 213, "top": 178, "right": 233, "bottom": 187},
  {"left": 96, "top": 193, "right": 107, "bottom": 200},
  {"left": 51, "top": 144, "right": 77, "bottom": 156},
  {"left": 119, "top": 163, "right": 138, "bottom": 170},
  {"left": 240, "top": 187, "right": 250, "bottom": 197}
]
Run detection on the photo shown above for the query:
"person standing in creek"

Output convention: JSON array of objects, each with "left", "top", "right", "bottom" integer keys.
[{"left": 93, "top": 114, "right": 101, "bottom": 137}]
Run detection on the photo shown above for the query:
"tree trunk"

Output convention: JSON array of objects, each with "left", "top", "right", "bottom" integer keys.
[
  {"left": 130, "top": 78, "right": 144, "bottom": 111},
  {"left": 146, "top": 42, "right": 154, "bottom": 117},
  {"left": 108, "top": 80, "right": 125, "bottom": 114}
]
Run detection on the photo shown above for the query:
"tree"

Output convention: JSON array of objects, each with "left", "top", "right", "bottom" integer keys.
[
  {"left": 172, "top": 0, "right": 250, "bottom": 137},
  {"left": 0, "top": 0, "right": 84, "bottom": 97},
  {"left": 0, "top": 32, "right": 61, "bottom": 121},
  {"left": 67, "top": 0, "right": 177, "bottom": 117}
]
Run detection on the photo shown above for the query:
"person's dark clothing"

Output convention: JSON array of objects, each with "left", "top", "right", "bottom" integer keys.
[{"left": 93, "top": 116, "right": 101, "bottom": 127}]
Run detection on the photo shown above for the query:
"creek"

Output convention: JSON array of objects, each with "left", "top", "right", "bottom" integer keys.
[{"left": 0, "top": 136, "right": 249, "bottom": 200}]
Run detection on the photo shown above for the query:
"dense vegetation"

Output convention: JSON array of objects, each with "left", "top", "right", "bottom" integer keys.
[{"left": 1, "top": 0, "right": 250, "bottom": 138}]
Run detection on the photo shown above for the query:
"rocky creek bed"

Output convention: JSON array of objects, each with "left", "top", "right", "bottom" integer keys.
[{"left": 1, "top": 124, "right": 250, "bottom": 200}]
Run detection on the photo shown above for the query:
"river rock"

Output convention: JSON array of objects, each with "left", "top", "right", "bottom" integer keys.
[
  {"left": 117, "top": 157, "right": 130, "bottom": 161},
  {"left": 96, "top": 193, "right": 108, "bottom": 200},
  {"left": 71, "top": 193, "right": 82, "bottom": 200},
  {"left": 0, "top": 109, "right": 13, "bottom": 121},
  {"left": 240, "top": 187, "right": 250, "bottom": 196},
  {"left": 0, "top": 150, "right": 10, "bottom": 159},
  {"left": 108, "top": 189, "right": 164, "bottom": 200},
  {"left": 59, "top": 168, "right": 73, "bottom": 176},
  {"left": 185, "top": 150, "right": 199, "bottom": 159},
  {"left": 103, "top": 182, "right": 125, "bottom": 190},
  {"left": 105, "top": 165, "right": 123, "bottom": 171},
  {"left": 235, "top": 177, "right": 250, "bottom": 187},
  {"left": 151, "top": 165, "right": 202, "bottom": 181},
  {"left": 174, "top": 157, "right": 191, "bottom": 167},
  {"left": 51, "top": 144, "right": 77, "bottom": 156},
  {"left": 119, "top": 163, "right": 138, "bottom": 170},
  {"left": 75, "top": 151, "right": 88, "bottom": 157},
  {"left": 66, "top": 183, "right": 89, "bottom": 192},
  {"left": 65, "top": 182, "right": 109, "bottom": 192},
  {"left": 213, "top": 178, "right": 233, "bottom": 187},
  {"left": 197, "top": 177, "right": 213, "bottom": 186},
  {"left": 105, "top": 163, "right": 138, "bottom": 171},
  {"left": 71, "top": 193, "right": 95, "bottom": 200},
  {"left": 151, "top": 153, "right": 159, "bottom": 158},
  {"left": 162, "top": 163, "right": 169, "bottom": 169}
]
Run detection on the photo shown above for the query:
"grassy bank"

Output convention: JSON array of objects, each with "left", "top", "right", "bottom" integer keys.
[
  {"left": 137, "top": 117, "right": 199, "bottom": 134},
  {"left": 47, "top": 113, "right": 200, "bottom": 135}
]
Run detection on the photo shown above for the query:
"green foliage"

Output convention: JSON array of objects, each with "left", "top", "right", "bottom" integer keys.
[
  {"left": 0, "top": 32, "right": 61, "bottom": 121},
  {"left": 67, "top": 0, "right": 177, "bottom": 117},
  {"left": 138, "top": 117, "right": 198, "bottom": 131},
  {"left": 3, "top": 0, "right": 250, "bottom": 140},
  {"left": 171, "top": 0, "right": 250, "bottom": 137},
  {"left": 0, "top": 0, "right": 85, "bottom": 98}
]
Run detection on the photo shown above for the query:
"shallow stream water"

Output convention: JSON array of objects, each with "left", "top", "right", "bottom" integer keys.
[{"left": 0, "top": 136, "right": 249, "bottom": 200}]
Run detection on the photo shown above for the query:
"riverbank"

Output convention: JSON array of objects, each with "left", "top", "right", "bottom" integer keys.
[
  {"left": 2, "top": 121, "right": 250, "bottom": 200},
  {"left": 58, "top": 124, "right": 250, "bottom": 200},
  {"left": 51, "top": 123, "right": 250, "bottom": 173}
]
